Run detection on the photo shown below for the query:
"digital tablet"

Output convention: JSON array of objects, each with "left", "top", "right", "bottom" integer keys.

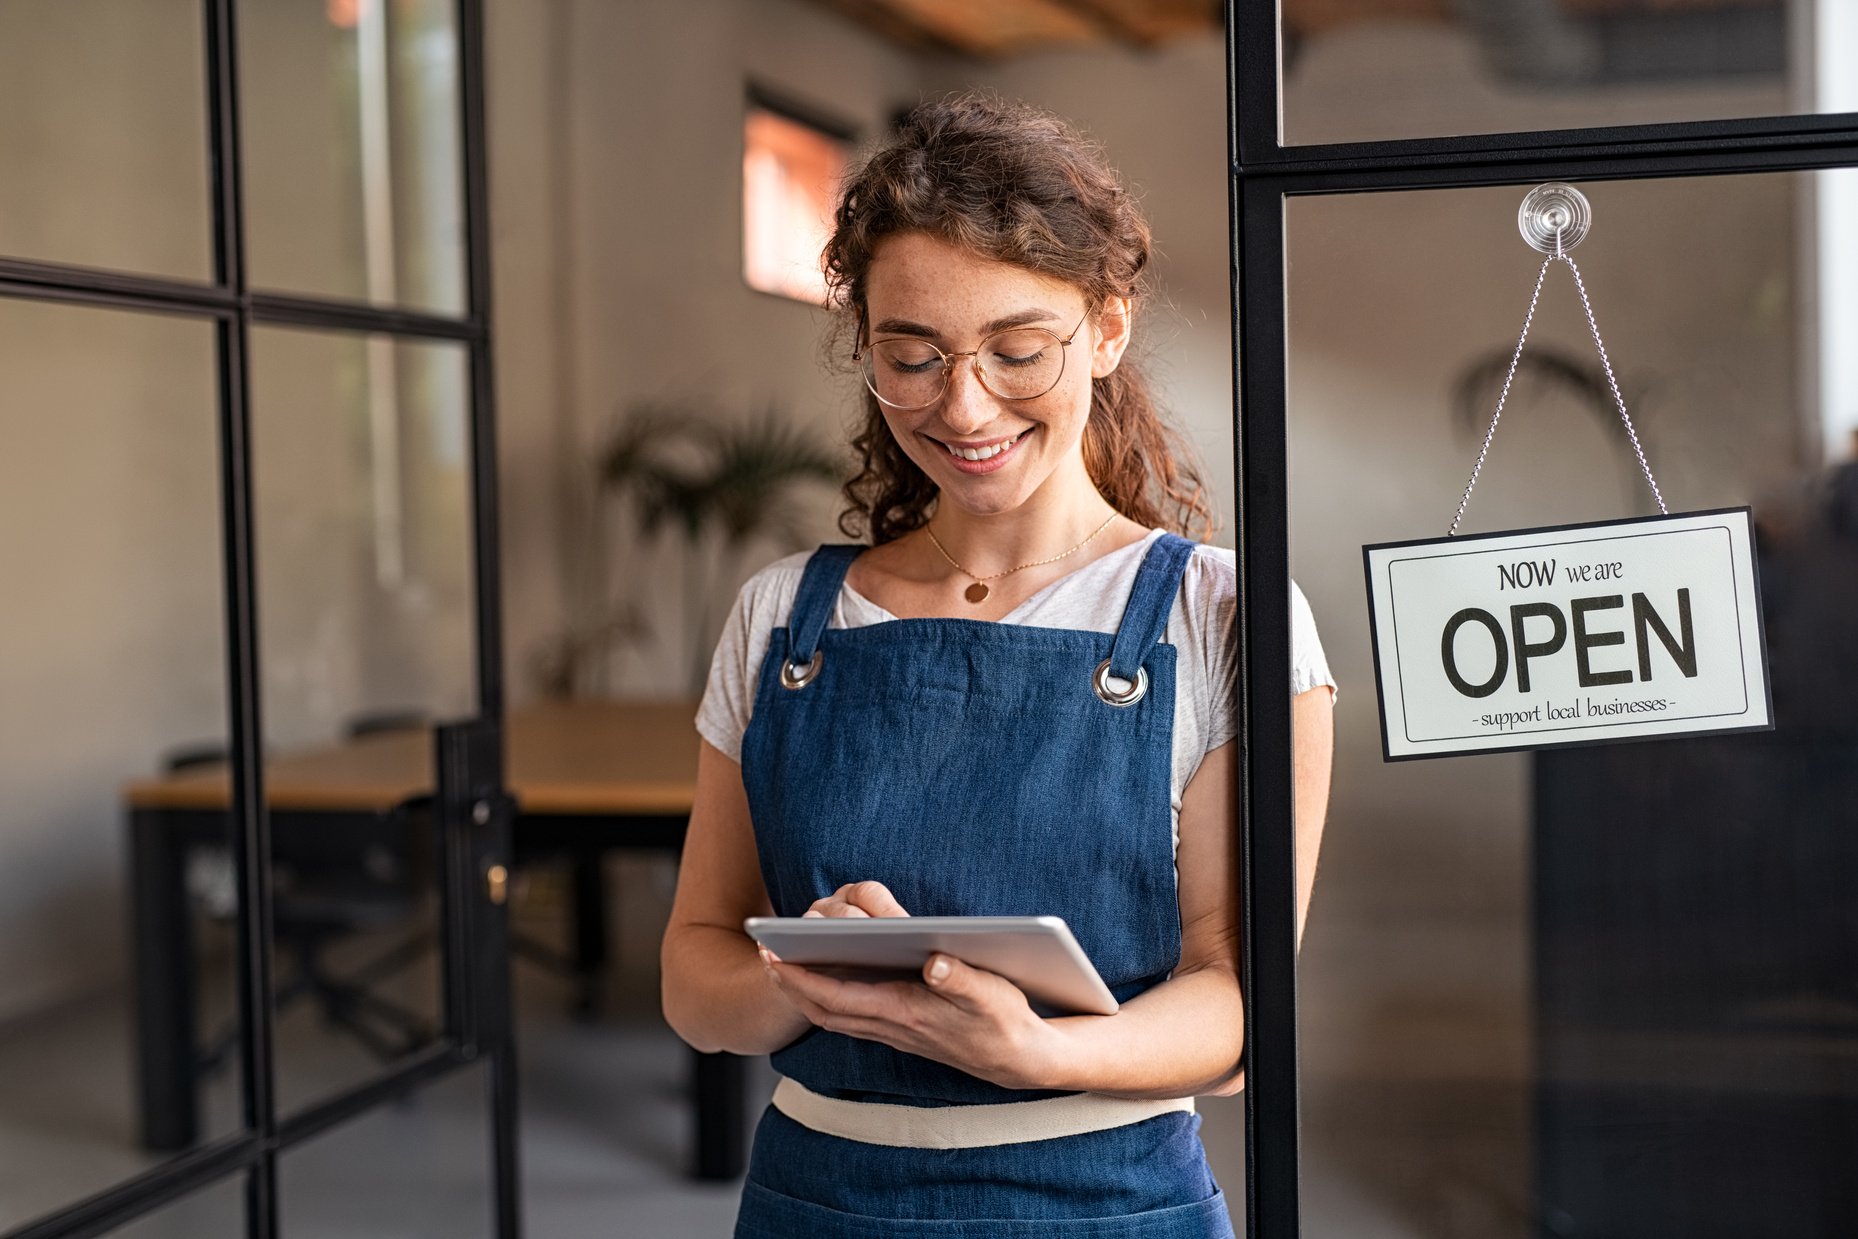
[{"left": 743, "top": 915, "right": 1118, "bottom": 1017}]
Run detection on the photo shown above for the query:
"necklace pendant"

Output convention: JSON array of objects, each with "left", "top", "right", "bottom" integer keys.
[{"left": 964, "top": 582, "right": 990, "bottom": 604}]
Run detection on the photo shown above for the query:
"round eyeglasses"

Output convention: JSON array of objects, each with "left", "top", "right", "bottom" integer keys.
[{"left": 854, "top": 311, "right": 1091, "bottom": 411}]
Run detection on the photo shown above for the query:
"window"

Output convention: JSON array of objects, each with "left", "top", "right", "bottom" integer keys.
[{"left": 742, "top": 92, "right": 850, "bottom": 304}]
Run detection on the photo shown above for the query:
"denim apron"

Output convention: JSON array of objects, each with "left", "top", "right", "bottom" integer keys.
[{"left": 735, "top": 533, "right": 1235, "bottom": 1238}]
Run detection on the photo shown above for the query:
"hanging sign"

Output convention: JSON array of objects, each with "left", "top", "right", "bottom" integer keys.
[
  {"left": 1364, "top": 509, "right": 1771, "bottom": 760},
  {"left": 1363, "top": 184, "right": 1773, "bottom": 761}
]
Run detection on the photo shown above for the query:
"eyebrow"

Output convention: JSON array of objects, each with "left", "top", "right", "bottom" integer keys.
[{"left": 871, "top": 308, "right": 1062, "bottom": 339}]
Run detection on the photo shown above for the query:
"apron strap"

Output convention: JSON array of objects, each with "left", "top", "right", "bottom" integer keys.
[
  {"left": 787, "top": 544, "right": 863, "bottom": 664},
  {"left": 1105, "top": 533, "right": 1196, "bottom": 682}
]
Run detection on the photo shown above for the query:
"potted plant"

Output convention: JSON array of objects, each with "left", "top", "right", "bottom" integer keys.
[{"left": 530, "top": 402, "right": 841, "bottom": 698}]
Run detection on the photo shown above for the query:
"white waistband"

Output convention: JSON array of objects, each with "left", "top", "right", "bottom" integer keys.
[{"left": 770, "top": 1076, "right": 1196, "bottom": 1150}]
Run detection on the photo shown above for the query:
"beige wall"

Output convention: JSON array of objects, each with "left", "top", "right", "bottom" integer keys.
[
  {"left": 0, "top": 0, "right": 210, "bottom": 279},
  {"left": 0, "top": 1, "right": 219, "bottom": 1021},
  {"left": 489, "top": 0, "right": 923, "bottom": 701},
  {"left": 0, "top": 302, "right": 222, "bottom": 1023}
]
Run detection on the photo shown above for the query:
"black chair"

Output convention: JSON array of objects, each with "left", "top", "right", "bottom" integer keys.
[
  {"left": 168, "top": 737, "right": 437, "bottom": 1074},
  {"left": 341, "top": 709, "right": 592, "bottom": 1006},
  {"left": 248, "top": 794, "right": 435, "bottom": 1065}
]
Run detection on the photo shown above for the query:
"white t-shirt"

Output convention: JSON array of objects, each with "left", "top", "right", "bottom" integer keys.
[{"left": 696, "top": 529, "right": 1336, "bottom": 851}]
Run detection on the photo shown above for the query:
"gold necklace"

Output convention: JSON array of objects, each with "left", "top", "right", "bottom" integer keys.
[{"left": 922, "top": 511, "right": 1120, "bottom": 604}]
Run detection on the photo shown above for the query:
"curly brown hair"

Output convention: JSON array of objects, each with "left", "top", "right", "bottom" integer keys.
[{"left": 824, "top": 93, "right": 1216, "bottom": 545}]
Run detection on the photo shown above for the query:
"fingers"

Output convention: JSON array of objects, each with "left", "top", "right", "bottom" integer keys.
[
  {"left": 760, "top": 946, "right": 837, "bottom": 1022},
  {"left": 774, "top": 952, "right": 993, "bottom": 1024},
  {"left": 772, "top": 973, "right": 888, "bottom": 1040},
  {"left": 923, "top": 953, "right": 968, "bottom": 1002},
  {"left": 921, "top": 954, "right": 1011, "bottom": 1013},
  {"left": 766, "top": 955, "right": 943, "bottom": 1049},
  {"left": 765, "top": 951, "right": 1040, "bottom": 1084},
  {"left": 771, "top": 958, "right": 911, "bottom": 1018},
  {"left": 802, "top": 880, "right": 909, "bottom": 919},
  {"left": 844, "top": 880, "right": 910, "bottom": 918}
]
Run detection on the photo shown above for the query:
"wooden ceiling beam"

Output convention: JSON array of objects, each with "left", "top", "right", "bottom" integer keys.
[
  {"left": 807, "top": 0, "right": 987, "bottom": 58},
  {"left": 1562, "top": 0, "right": 1781, "bottom": 13},
  {"left": 803, "top": 0, "right": 1223, "bottom": 58},
  {"left": 1041, "top": 0, "right": 1162, "bottom": 48}
]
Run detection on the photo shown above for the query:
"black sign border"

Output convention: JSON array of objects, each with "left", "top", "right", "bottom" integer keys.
[{"left": 1360, "top": 506, "right": 1775, "bottom": 763}]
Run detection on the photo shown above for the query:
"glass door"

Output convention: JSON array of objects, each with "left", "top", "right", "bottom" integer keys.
[
  {"left": 0, "top": 1, "right": 515, "bottom": 1235},
  {"left": 1230, "top": 2, "right": 1858, "bottom": 1235}
]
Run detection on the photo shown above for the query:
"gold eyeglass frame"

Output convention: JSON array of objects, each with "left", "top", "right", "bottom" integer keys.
[{"left": 853, "top": 309, "right": 1092, "bottom": 410}]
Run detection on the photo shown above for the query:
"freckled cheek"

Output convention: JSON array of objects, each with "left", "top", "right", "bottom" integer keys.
[{"left": 1029, "top": 386, "right": 1093, "bottom": 452}]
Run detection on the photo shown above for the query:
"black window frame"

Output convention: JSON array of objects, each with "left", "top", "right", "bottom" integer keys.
[
  {"left": 0, "top": 2, "right": 515, "bottom": 1237},
  {"left": 1224, "top": 2, "right": 1858, "bottom": 1235}
]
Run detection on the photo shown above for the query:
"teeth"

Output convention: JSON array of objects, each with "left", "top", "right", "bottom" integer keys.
[{"left": 947, "top": 432, "right": 1020, "bottom": 462}]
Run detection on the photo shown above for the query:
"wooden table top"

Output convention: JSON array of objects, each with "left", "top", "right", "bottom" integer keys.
[{"left": 122, "top": 699, "right": 701, "bottom": 816}]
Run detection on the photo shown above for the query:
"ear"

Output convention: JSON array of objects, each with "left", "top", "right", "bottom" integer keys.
[{"left": 1090, "top": 297, "right": 1134, "bottom": 379}]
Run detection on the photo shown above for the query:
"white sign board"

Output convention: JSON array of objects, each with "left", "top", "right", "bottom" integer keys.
[{"left": 1363, "top": 508, "right": 1772, "bottom": 760}]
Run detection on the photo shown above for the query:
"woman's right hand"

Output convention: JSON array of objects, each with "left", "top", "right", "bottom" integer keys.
[
  {"left": 800, "top": 880, "right": 910, "bottom": 919},
  {"left": 758, "top": 881, "right": 910, "bottom": 992}
]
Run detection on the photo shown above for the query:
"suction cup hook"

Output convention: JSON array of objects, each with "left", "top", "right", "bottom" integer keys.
[
  {"left": 1518, "top": 183, "right": 1591, "bottom": 254},
  {"left": 1449, "top": 179, "right": 1666, "bottom": 535}
]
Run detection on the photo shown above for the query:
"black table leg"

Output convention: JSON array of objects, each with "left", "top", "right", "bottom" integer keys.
[
  {"left": 692, "top": 1049, "right": 747, "bottom": 1180},
  {"left": 517, "top": 812, "right": 726, "bottom": 1179},
  {"left": 129, "top": 807, "right": 197, "bottom": 1151},
  {"left": 570, "top": 849, "right": 608, "bottom": 1018}
]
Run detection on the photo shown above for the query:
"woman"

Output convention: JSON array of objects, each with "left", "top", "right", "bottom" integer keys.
[{"left": 662, "top": 94, "right": 1335, "bottom": 1237}]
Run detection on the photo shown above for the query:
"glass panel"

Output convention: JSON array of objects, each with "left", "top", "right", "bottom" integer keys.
[
  {"left": 241, "top": 0, "right": 466, "bottom": 314},
  {"left": 280, "top": 1060, "right": 492, "bottom": 1236},
  {"left": 105, "top": 1171, "right": 244, "bottom": 1237},
  {"left": 0, "top": 301, "right": 233, "bottom": 1225},
  {"left": 1280, "top": 0, "right": 1854, "bottom": 147},
  {"left": 1289, "top": 170, "right": 1857, "bottom": 1237},
  {"left": 0, "top": 0, "right": 211, "bottom": 278},
  {"left": 249, "top": 326, "right": 475, "bottom": 1115}
]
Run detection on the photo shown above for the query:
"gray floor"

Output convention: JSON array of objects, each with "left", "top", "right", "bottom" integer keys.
[
  {"left": 0, "top": 902, "right": 1522, "bottom": 1237},
  {"left": 0, "top": 921, "right": 761, "bottom": 1237}
]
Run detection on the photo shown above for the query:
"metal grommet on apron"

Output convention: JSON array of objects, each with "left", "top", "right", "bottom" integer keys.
[
  {"left": 779, "top": 651, "right": 822, "bottom": 690},
  {"left": 1089, "top": 529, "right": 1190, "bottom": 711},
  {"left": 1093, "top": 659, "right": 1148, "bottom": 707},
  {"left": 735, "top": 533, "right": 1233, "bottom": 1238},
  {"left": 771, "top": 547, "right": 854, "bottom": 694}
]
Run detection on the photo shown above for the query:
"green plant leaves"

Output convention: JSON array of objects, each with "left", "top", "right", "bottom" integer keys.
[{"left": 598, "top": 402, "right": 840, "bottom": 546}]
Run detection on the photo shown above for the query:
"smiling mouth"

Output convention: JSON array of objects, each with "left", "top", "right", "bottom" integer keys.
[{"left": 938, "top": 430, "right": 1026, "bottom": 462}]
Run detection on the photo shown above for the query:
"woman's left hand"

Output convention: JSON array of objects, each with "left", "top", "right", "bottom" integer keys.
[{"left": 761, "top": 950, "right": 1061, "bottom": 1091}]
